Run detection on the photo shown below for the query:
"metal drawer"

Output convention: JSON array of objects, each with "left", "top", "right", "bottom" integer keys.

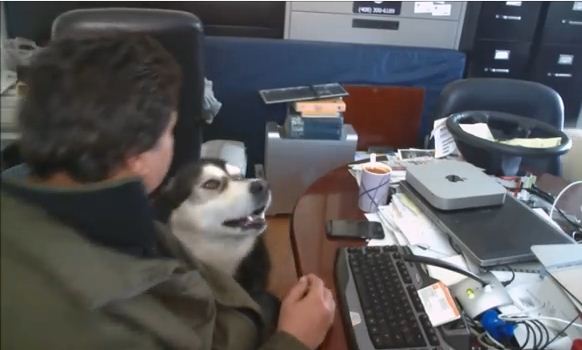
[{"left": 288, "top": 11, "right": 460, "bottom": 49}]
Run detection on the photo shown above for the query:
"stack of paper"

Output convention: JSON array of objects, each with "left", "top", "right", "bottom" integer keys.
[{"left": 364, "top": 193, "right": 475, "bottom": 285}]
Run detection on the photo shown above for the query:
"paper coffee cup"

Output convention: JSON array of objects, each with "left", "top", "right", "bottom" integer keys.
[{"left": 358, "top": 163, "right": 392, "bottom": 213}]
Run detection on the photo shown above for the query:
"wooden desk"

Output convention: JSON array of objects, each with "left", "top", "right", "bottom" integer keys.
[{"left": 290, "top": 165, "right": 581, "bottom": 350}]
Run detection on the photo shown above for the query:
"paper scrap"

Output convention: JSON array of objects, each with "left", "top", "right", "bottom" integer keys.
[
  {"left": 417, "top": 282, "right": 460, "bottom": 326},
  {"left": 574, "top": 1, "right": 582, "bottom": 11},
  {"left": 499, "top": 137, "right": 562, "bottom": 148},
  {"left": 432, "top": 117, "right": 457, "bottom": 158},
  {"left": 432, "top": 3, "right": 451, "bottom": 16},
  {"left": 459, "top": 123, "right": 495, "bottom": 141},
  {"left": 506, "top": 1, "right": 522, "bottom": 6},
  {"left": 414, "top": 2, "right": 435, "bottom": 13}
]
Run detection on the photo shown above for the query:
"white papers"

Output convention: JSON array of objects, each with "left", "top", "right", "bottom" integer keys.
[
  {"left": 499, "top": 137, "right": 562, "bottom": 148},
  {"left": 414, "top": 2, "right": 434, "bottom": 13},
  {"left": 414, "top": 2, "right": 451, "bottom": 16},
  {"left": 432, "top": 3, "right": 451, "bottom": 16},
  {"left": 459, "top": 123, "right": 495, "bottom": 141},
  {"left": 452, "top": 121, "right": 562, "bottom": 149},
  {"left": 432, "top": 117, "right": 457, "bottom": 158},
  {"left": 366, "top": 193, "right": 457, "bottom": 258},
  {"left": 426, "top": 255, "right": 470, "bottom": 286}
]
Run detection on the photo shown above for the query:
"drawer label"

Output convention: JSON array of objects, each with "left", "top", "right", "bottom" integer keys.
[
  {"left": 558, "top": 54, "right": 574, "bottom": 65},
  {"left": 414, "top": 2, "right": 451, "bottom": 16},
  {"left": 494, "top": 50, "right": 511, "bottom": 60},
  {"left": 353, "top": 1, "right": 402, "bottom": 16},
  {"left": 574, "top": 2, "right": 582, "bottom": 11}
]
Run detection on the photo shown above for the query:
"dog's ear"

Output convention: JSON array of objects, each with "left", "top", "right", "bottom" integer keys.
[
  {"left": 157, "top": 165, "right": 198, "bottom": 210},
  {"left": 161, "top": 178, "right": 192, "bottom": 210}
]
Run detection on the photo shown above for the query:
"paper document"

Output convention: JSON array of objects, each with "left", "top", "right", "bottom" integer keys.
[
  {"left": 431, "top": 117, "right": 457, "bottom": 158},
  {"left": 365, "top": 193, "right": 457, "bottom": 258},
  {"left": 425, "top": 255, "right": 470, "bottom": 286},
  {"left": 499, "top": 137, "right": 562, "bottom": 148},
  {"left": 459, "top": 123, "right": 495, "bottom": 141}
]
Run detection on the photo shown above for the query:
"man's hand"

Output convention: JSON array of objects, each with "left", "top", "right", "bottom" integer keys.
[{"left": 277, "top": 274, "right": 336, "bottom": 349}]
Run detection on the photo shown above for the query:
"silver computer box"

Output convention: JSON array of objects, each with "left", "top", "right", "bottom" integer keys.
[
  {"left": 264, "top": 121, "right": 357, "bottom": 215},
  {"left": 405, "top": 159, "right": 506, "bottom": 210}
]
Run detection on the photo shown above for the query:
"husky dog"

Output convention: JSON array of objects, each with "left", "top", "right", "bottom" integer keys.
[{"left": 160, "top": 159, "right": 272, "bottom": 292}]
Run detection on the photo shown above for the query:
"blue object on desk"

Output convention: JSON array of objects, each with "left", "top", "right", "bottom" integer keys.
[{"left": 480, "top": 309, "right": 516, "bottom": 343}]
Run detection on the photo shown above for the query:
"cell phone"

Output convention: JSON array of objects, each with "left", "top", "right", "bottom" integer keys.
[{"left": 325, "top": 220, "right": 385, "bottom": 240}]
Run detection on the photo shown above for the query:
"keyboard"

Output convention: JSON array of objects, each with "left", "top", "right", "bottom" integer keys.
[{"left": 335, "top": 246, "right": 470, "bottom": 350}]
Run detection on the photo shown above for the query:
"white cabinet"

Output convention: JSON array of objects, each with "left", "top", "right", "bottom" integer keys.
[{"left": 285, "top": 1, "right": 467, "bottom": 49}]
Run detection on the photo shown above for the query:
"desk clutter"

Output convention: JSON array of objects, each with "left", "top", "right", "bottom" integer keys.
[
  {"left": 260, "top": 83, "right": 349, "bottom": 140},
  {"left": 337, "top": 152, "right": 582, "bottom": 350}
]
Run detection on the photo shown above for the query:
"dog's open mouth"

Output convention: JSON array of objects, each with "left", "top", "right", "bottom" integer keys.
[{"left": 223, "top": 206, "right": 266, "bottom": 230}]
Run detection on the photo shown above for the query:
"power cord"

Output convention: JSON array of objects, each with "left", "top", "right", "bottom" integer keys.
[
  {"left": 525, "top": 185, "right": 582, "bottom": 241},
  {"left": 549, "top": 181, "right": 582, "bottom": 220},
  {"left": 540, "top": 314, "right": 580, "bottom": 350}
]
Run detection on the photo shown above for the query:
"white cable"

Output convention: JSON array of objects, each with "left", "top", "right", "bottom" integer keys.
[
  {"left": 499, "top": 315, "right": 582, "bottom": 329},
  {"left": 549, "top": 180, "right": 582, "bottom": 221},
  {"left": 485, "top": 331, "right": 507, "bottom": 349}
]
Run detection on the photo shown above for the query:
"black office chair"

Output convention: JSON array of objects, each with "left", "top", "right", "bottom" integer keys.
[
  {"left": 435, "top": 78, "right": 565, "bottom": 175},
  {"left": 52, "top": 8, "right": 205, "bottom": 179}
]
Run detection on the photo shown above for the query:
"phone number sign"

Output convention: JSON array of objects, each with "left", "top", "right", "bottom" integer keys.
[{"left": 353, "top": 1, "right": 402, "bottom": 15}]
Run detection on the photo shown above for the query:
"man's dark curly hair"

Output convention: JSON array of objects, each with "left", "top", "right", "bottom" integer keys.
[{"left": 18, "top": 34, "right": 181, "bottom": 182}]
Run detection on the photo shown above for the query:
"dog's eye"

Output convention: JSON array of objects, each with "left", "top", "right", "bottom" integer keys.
[{"left": 202, "top": 179, "right": 221, "bottom": 190}]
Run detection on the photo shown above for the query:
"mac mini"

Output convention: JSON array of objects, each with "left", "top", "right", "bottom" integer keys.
[{"left": 405, "top": 160, "right": 506, "bottom": 210}]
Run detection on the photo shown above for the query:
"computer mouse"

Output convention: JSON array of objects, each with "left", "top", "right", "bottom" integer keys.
[{"left": 450, "top": 272, "right": 513, "bottom": 319}]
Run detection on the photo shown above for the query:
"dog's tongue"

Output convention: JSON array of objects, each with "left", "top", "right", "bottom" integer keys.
[{"left": 243, "top": 215, "right": 266, "bottom": 230}]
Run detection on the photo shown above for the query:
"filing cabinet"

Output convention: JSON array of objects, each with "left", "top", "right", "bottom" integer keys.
[
  {"left": 468, "top": 40, "right": 531, "bottom": 78},
  {"left": 542, "top": 1, "right": 582, "bottom": 45},
  {"left": 476, "top": 1, "right": 543, "bottom": 42},
  {"left": 284, "top": 1, "right": 467, "bottom": 49},
  {"left": 531, "top": 44, "right": 582, "bottom": 121},
  {"left": 463, "top": 1, "right": 582, "bottom": 125}
]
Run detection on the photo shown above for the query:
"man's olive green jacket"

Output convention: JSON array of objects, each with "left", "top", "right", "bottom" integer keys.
[{"left": 1, "top": 191, "right": 308, "bottom": 350}]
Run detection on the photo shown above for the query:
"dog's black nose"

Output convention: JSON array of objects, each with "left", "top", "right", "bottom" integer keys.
[{"left": 250, "top": 180, "right": 268, "bottom": 195}]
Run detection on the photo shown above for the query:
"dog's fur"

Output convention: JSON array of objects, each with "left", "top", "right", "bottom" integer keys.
[{"left": 159, "top": 159, "right": 272, "bottom": 292}]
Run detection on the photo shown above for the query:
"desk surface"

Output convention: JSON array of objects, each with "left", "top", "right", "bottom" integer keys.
[{"left": 290, "top": 165, "right": 580, "bottom": 350}]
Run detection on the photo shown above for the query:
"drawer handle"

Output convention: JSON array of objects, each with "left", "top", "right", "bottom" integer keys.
[
  {"left": 484, "top": 68, "right": 510, "bottom": 74},
  {"left": 547, "top": 73, "right": 573, "bottom": 78},
  {"left": 561, "top": 20, "right": 582, "bottom": 26},
  {"left": 352, "top": 19, "right": 399, "bottom": 30},
  {"left": 495, "top": 14, "right": 522, "bottom": 21}
]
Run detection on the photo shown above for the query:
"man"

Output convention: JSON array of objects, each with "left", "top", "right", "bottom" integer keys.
[{"left": 1, "top": 34, "right": 335, "bottom": 349}]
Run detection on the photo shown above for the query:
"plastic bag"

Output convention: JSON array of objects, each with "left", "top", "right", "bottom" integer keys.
[{"left": 2, "top": 37, "right": 42, "bottom": 70}]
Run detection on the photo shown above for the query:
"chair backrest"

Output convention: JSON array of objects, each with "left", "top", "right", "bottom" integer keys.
[
  {"left": 435, "top": 78, "right": 565, "bottom": 175},
  {"left": 52, "top": 8, "right": 205, "bottom": 178}
]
